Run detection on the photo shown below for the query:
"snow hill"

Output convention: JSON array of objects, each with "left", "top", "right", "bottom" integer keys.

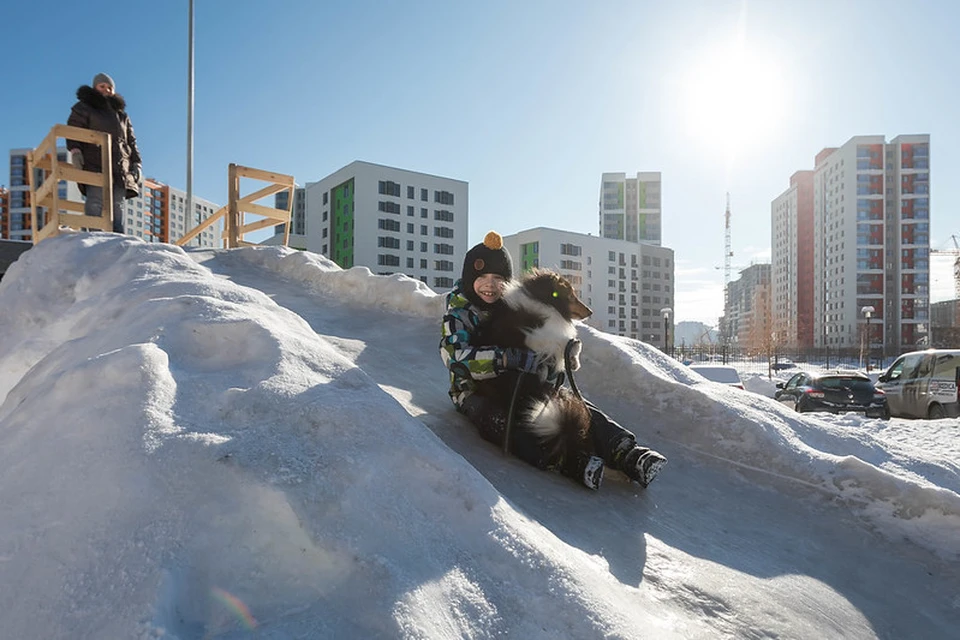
[{"left": 0, "top": 233, "right": 958, "bottom": 639}]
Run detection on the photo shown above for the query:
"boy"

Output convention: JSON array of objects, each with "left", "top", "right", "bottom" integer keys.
[{"left": 439, "top": 231, "right": 667, "bottom": 490}]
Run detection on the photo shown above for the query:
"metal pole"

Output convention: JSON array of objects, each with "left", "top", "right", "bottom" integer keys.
[{"left": 186, "top": 0, "right": 194, "bottom": 244}]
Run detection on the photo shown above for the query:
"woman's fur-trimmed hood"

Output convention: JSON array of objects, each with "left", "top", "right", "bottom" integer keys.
[{"left": 76, "top": 85, "right": 127, "bottom": 112}]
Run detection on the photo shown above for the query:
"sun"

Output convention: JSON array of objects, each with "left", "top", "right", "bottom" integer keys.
[{"left": 679, "top": 40, "right": 787, "bottom": 157}]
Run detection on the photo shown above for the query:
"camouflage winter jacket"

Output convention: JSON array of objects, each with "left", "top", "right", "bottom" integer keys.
[
  {"left": 439, "top": 282, "right": 502, "bottom": 408},
  {"left": 439, "top": 280, "right": 560, "bottom": 408}
]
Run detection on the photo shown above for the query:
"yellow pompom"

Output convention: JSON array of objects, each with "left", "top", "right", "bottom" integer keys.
[{"left": 483, "top": 231, "right": 503, "bottom": 250}]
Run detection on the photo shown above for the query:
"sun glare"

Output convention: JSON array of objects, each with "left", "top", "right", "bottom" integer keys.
[{"left": 680, "top": 41, "right": 786, "bottom": 158}]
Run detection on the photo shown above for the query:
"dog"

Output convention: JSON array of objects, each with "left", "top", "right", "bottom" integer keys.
[{"left": 473, "top": 269, "right": 594, "bottom": 465}]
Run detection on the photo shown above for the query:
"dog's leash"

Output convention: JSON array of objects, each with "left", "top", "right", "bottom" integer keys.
[
  {"left": 563, "top": 338, "right": 585, "bottom": 402},
  {"left": 502, "top": 338, "right": 583, "bottom": 456},
  {"left": 503, "top": 373, "right": 525, "bottom": 455}
]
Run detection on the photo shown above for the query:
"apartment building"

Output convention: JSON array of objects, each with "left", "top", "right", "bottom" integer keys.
[
  {"left": 724, "top": 263, "right": 772, "bottom": 350},
  {"left": 502, "top": 227, "right": 675, "bottom": 344},
  {"left": 598, "top": 172, "right": 662, "bottom": 246},
  {"left": 129, "top": 182, "right": 221, "bottom": 247},
  {"left": 5, "top": 148, "right": 81, "bottom": 242},
  {"left": 271, "top": 186, "right": 308, "bottom": 249},
  {"left": 300, "top": 161, "right": 469, "bottom": 289},
  {"left": 931, "top": 299, "right": 960, "bottom": 346},
  {"left": 772, "top": 134, "right": 931, "bottom": 355},
  {"left": 771, "top": 169, "right": 815, "bottom": 349},
  {"left": 0, "top": 187, "right": 8, "bottom": 238}
]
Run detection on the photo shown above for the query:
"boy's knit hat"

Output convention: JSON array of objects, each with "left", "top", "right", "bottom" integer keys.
[
  {"left": 461, "top": 231, "right": 513, "bottom": 305},
  {"left": 92, "top": 73, "right": 115, "bottom": 89}
]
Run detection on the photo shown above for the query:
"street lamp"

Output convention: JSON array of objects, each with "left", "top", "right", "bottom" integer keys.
[
  {"left": 861, "top": 305, "right": 875, "bottom": 371},
  {"left": 660, "top": 308, "right": 671, "bottom": 353}
]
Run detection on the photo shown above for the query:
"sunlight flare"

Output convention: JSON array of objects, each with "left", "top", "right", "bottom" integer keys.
[{"left": 680, "top": 40, "right": 787, "bottom": 157}]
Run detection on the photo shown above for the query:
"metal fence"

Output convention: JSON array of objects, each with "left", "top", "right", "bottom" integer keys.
[{"left": 672, "top": 345, "right": 893, "bottom": 377}]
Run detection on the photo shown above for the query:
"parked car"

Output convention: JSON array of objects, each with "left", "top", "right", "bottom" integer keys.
[
  {"left": 771, "top": 359, "right": 797, "bottom": 371},
  {"left": 689, "top": 364, "right": 745, "bottom": 389},
  {"left": 775, "top": 371, "right": 889, "bottom": 419},
  {"left": 876, "top": 349, "right": 960, "bottom": 419}
]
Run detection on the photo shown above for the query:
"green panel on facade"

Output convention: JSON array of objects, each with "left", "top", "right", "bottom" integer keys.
[
  {"left": 331, "top": 178, "right": 355, "bottom": 269},
  {"left": 520, "top": 241, "right": 539, "bottom": 272}
]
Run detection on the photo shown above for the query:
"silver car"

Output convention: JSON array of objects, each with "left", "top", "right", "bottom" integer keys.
[{"left": 876, "top": 349, "right": 960, "bottom": 419}]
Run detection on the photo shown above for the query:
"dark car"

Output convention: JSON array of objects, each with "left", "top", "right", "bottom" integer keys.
[{"left": 775, "top": 371, "right": 889, "bottom": 419}]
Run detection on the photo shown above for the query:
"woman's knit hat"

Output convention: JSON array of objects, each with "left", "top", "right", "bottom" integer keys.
[
  {"left": 92, "top": 73, "right": 115, "bottom": 89},
  {"left": 461, "top": 231, "right": 513, "bottom": 305}
]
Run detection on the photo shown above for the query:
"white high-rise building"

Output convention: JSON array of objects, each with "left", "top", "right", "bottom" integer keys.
[
  {"left": 808, "top": 134, "right": 930, "bottom": 353},
  {"left": 300, "top": 161, "right": 469, "bottom": 289},
  {"left": 771, "top": 170, "right": 814, "bottom": 349},
  {"left": 502, "top": 227, "right": 674, "bottom": 344},
  {"left": 598, "top": 172, "right": 662, "bottom": 245}
]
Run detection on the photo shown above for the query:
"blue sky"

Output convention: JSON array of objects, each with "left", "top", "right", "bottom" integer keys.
[{"left": 3, "top": 0, "right": 959, "bottom": 325}]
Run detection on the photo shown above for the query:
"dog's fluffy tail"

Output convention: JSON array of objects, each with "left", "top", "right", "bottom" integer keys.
[{"left": 523, "top": 389, "right": 592, "bottom": 463}]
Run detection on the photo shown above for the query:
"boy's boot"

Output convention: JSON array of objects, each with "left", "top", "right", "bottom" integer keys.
[
  {"left": 622, "top": 446, "right": 667, "bottom": 487},
  {"left": 581, "top": 454, "right": 605, "bottom": 491},
  {"left": 562, "top": 451, "right": 604, "bottom": 491}
]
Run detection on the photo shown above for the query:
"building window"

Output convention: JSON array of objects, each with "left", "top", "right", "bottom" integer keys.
[
  {"left": 378, "top": 201, "right": 401, "bottom": 214},
  {"left": 378, "top": 236, "right": 401, "bottom": 249},
  {"left": 378, "top": 180, "right": 401, "bottom": 197}
]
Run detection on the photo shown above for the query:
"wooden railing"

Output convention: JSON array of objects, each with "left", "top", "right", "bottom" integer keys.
[
  {"left": 176, "top": 163, "right": 294, "bottom": 248},
  {"left": 28, "top": 124, "right": 113, "bottom": 243}
]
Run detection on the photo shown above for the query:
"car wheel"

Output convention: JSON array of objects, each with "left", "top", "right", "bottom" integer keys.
[
  {"left": 928, "top": 404, "right": 945, "bottom": 420},
  {"left": 795, "top": 399, "right": 806, "bottom": 413},
  {"left": 881, "top": 406, "right": 891, "bottom": 420}
]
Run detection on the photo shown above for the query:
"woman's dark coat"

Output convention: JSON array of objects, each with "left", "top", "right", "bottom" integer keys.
[{"left": 66, "top": 85, "right": 142, "bottom": 198}]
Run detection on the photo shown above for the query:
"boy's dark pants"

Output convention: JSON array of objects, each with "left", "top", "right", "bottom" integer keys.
[{"left": 458, "top": 394, "right": 642, "bottom": 473}]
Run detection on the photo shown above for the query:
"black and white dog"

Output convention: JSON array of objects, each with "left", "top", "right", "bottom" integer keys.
[{"left": 473, "top": 269, "right": 594, "bottom": 464}]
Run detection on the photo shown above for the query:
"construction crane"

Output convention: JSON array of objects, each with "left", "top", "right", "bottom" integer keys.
[
  {"left": 930, "top": 234, "right": 960, "bottom": 300},
  {"left": 720, "top": 193, "right": 734, "bottom": 344}
]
